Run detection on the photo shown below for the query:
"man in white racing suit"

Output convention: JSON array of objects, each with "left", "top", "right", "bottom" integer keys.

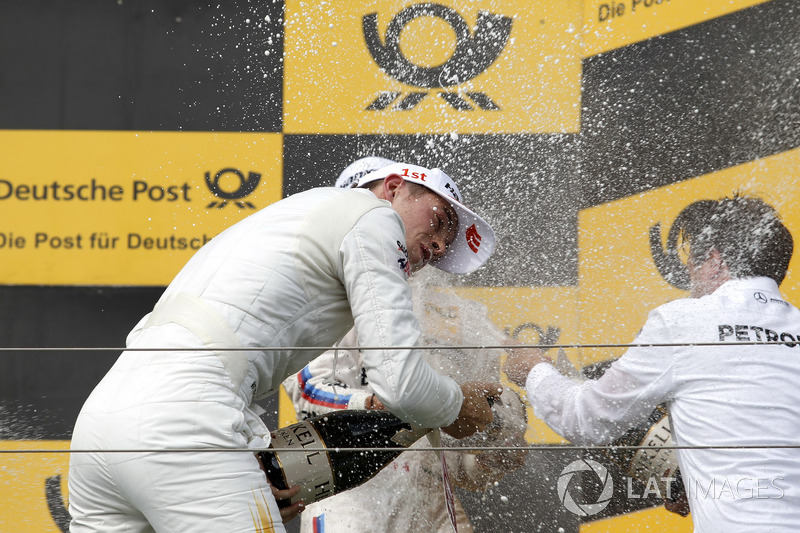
[
  {"left": 505, "top": 193, "right": 800, "bottom": 531},
  {"left": 283, "top": 157, "right": 528, "bottom": 533},
  {"left": 68, "top": 161, "right": 502, "bottom": 533}
]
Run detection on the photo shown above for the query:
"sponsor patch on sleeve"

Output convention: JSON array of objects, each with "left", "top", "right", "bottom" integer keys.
[{"left": 396, "top": 240, "right": 411, "bottom": 276}]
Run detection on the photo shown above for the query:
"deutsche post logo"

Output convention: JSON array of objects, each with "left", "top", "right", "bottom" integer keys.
[
  {"left": 362, "top": 3, "right": 512, "bottom": 111},
  {"left": 650, "top": 217, "right": 690, "bottom": 291},
  {"left": 283, "top": 1, "right": 582, "bottom": 134},
  {"left": 649, "top": 201, "right": 711, "bottom": 291},
  {"left": 205, "top": 168, "right": 261, "bottom": 209}
]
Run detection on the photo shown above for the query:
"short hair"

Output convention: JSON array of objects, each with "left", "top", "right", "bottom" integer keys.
[{"left": 678, "top": 192, "right": 793, "bottom": 284}]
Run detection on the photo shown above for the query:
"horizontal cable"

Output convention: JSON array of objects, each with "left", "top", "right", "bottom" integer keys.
[
  {"left": 0, "top": 340, "right": 798, "bottom": 352},
  {"left": 5, "top": 444, "right": 800, "bottom": 454}
]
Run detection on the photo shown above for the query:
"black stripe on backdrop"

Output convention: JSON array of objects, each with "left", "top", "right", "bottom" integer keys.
[
  {"left": 580, "top": 0, "right": 800, "bottom": 208},
  {"left": 0, "top": 286, "right": 161, "bottom": 439},
  {"left": 0, "top": 0, "right": 284, "bottom": 132}
]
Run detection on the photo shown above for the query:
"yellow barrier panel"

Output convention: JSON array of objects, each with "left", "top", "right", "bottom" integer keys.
[
  {"left": 284, "top": 0, "right": 582, "bottom": 134},
  {"left": 0, "top": 130, "right": 283, "bottom": 285},
  {"left": 581, "top": 506, "right": 690, "bottom": 532}
]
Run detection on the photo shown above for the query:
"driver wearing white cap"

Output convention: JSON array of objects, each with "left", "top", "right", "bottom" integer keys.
[
  {"left": 68, "top": 160, "right": 499, "bottom": 533},
  {"left": 355, "top": 162, "right": 494, "bottom": 274}
]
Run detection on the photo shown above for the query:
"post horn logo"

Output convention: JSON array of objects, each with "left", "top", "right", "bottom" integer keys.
[
  {"left": 46, "top": 475, "right": 69, "bottom": 532},
  {"left": 506, "top": 322, "right": 561, "bottom": 349},
  {"left": 649, "top": 200, "right": 717, "bottom": 291},
  {"left": 362, "top": 3, "right": 512, "bottom": 111},
  {"left": 205, "top": 168, "right": 261, "bottom": 209}
]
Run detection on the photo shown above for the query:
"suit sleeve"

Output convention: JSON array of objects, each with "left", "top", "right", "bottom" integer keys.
[
  {"left": 527, "top": 309, "right": 676, "bottom": 445},
  {"left": 338, "top": 207, "right": 463, "bottom": 429},
  {"left": 282, "top": 330, "right": 374, "bottom": 419}
]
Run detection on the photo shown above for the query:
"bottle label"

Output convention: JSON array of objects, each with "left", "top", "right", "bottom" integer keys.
[
  {"left": 270, "top": 421, "right": 334, "bottom": 505},
  {"left": 628, "top": 414, "right": 679, "bottom": 494}
]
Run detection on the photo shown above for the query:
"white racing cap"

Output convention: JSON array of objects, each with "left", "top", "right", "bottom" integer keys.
[
  {"left": 356, "top": 162, "right": 496, "bottom": 274},
  {"left": 335, "top": 156, "right": 397, "bottom": 189}
]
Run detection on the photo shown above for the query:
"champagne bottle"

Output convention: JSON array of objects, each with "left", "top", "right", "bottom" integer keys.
[
  {"left": 582, "top": 360, "right": 686, "bottom": 506},
  {"left": 258, "top": 410, "right": 431, "bottom": 507}
]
